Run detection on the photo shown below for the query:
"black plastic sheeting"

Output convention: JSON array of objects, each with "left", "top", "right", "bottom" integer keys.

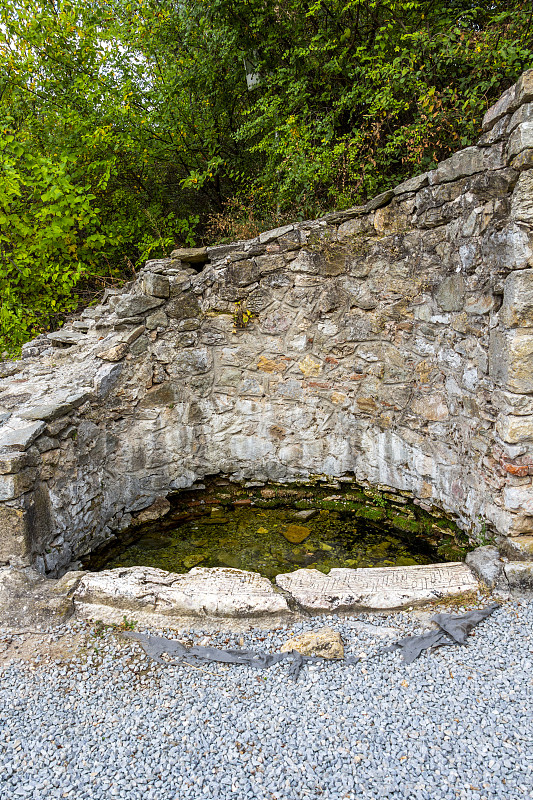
[
  {"left": 380, "top": 603, "right": 500, "bottom": 664},
  {"left": 123, "top": 603, "right": 499, "bottom": 680}
]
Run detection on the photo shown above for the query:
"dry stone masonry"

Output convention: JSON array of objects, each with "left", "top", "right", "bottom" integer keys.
[{"left": 3, "top": 72, "right": 533, "bottom": 583}]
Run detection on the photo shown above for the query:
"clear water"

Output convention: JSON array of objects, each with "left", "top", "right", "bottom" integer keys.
[{"left": 91, "top": 504, "right": 454, "bottom": 579}]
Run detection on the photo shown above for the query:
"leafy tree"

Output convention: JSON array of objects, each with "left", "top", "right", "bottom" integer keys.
[
  {"left": 0, "top": 0, "right": 531, "bottom": 352},
  {"left": 209, "top": 0, "right": 532, "bottom": 216}
]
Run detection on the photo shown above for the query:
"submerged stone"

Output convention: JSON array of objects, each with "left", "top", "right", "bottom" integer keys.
[{"left": 281, "top": 524, "right": 312, "bottom": 543}]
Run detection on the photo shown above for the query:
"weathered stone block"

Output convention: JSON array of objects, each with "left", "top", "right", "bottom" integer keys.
[
  {"left": 0, "top": 469, "right": 36, "bottom": 501},
  {"left": 511, "top": 148, "right": 533, "bottom": 171},
  {"left": 365, "top": 190, "right": 394, "bottom": 211},
  {"left": 503, "top": 485, "right": 533, "bottom": 514},
  {"left": 511, "top": 171, "right": 533, "bottom": 224},
  {"left": 165, "top": 293, "right": 201, "bottom": 320},
  {"left": 0, "top": 452, "right": 29, "bottom": 475},
  {"left": 169, "top": 246, "right": 207, "bottom": 263},
  {"left": 428, "top": 145, "right": 504, "bottom": 184},
  {"left": 145, "top": 309, "right": 169, "bottom": 330},
  {"left": 477, "top": 115, "right": 510, "bottom": 146},
  {"left": 507, "top": 121, "right": 533, "bottom": 159},
  {"left": 464, "top": 294, "right": 494, "bottom": 315},
  {"left": 74, "top": 566, "right": 290, "bottom": 623},
  {"left": 515, "top": 69, "right": 533, "bottom": 108},
  {"left": 19, "top": 391, "right": 92, "bottom": 422},
  {"left": 337, "top": 217, "right": 370, "bottom": 239},
  {"left": 435, "top": 275, "right": 465, "bottom": 312},
  {"left": 504, "top": 561, "right": 533, "bottom": 591},
  {"left": 465, "top": 546, "right": 503, "bottom": 589},
  {"left": 500, "top": 270, "right": 533, "bottom": 327},
  {"left": 482, "top": 223, "right": 532, "bottom": 269},
  {"left": 490, "top": 329, "right": 533, "bottom": 393},
  {"left": 394, "top": 172, "right": 429, "bottom": 195},
  {"left": 276, "top": 564, "right": 478, "bottom": 611},
  {"left": 134, "top": 497, "right": 171, "bottom": 524},
  {"left": 258, "top": 224, "right": 294, "bottom": 244},
  {"left": 508, "top": 102, "right": 533, "bottom": 133},
  {"left": 0, "top": 421, "right": 46, "bottom": 451},
  {"left": 142, "top": 273, "right": 170, "bottom": 298},
  {"left": 0, "top": 507, "right": 30, "bottom": 564},
  {"left": 482, "top": 84, "right": 516, "bottom": 132},
  {"left": 280, "top": 627, "right": 344, "bottom": 659},
  {"left": 411, "top": 394, "right": 449, "bottom": 421},
  {"left": 47, "top": 329, "right": 87, "bottom": 346},
  {"left": 496, "top": 414, "right": 533, "bottom": 444},
  {"left": 115, "top": 295, "right": 163, "bottom": 318},
  {"left": 226, "top": 259, "right": 259, "bottom": 287},
  {"left": 96, "top": 342, "right": 129, "bottom": 362}
]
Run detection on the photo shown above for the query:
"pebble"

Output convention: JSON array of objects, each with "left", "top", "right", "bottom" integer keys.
[{"left": 0, "top": 601, "right": 532, "bottom": 799}]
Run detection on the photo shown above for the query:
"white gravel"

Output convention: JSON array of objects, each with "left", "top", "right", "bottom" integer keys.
[{"left": 1, "top": 599, "right": 532, "bottom": 800}]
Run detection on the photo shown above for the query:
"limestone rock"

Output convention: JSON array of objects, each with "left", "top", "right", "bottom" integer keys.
[
  {"left": 496, "top": 414, "right": 533, "bottom": 444},
  {"left": 515, "top": 69, "right": 533, "bottom": 109},
  {"left": 0, "top": 507, "right": 30, "bottom": 564},
  {"left": 134, "top": 497, "right": 171, "bottom": 524},
  {"left": 298, "top": 355, "right": 321, "bottom": 377},
  {"left": 365, "top": 189, "right": 394, "bottom": 211},
  {"left": 142, "top": 273, "right": 170, "bottom": 298},
  {"left": 429, "top": 145, "right": 504, "bottom": 184},
  {"left": 97, "top": 342, "right": 129, "bottom": 362},
  {"left": 47, "top": 329, "right": 87, "bottom": 346},
  {"left": 490, "top": 329, "right": 533, "bottom": 393},
  {"left": 115, "top": 296, "right": 163, "bottom": 318},
  {"left": 503, "top": 561, "right": 533, "bottom": 592},
  {"left": 511, "top": 171, "right": 533, "bottom": 224},
  {"left": 259, "top": 225, "right": 294, "bottom": 244},
  {"left": 0, "top": 421, "right": 46, "bottom": 451},
  {"left": 170, "top": 247, "right": 208, "bottom": 263},
  {"left": 465, "top": 546, "right": 504, "bottom": 589},
  {"left": 508, "top": 121, "right": 533, "bottom": 159},
  {"left": 508, "top": 102, "right": 533, "bottom": 134},
  {"left": 0, "top": 469, "right": 36, "bottom": 501},
  {"left": 292, "top": 509, "right": 318, "bottom": 521},
  {"left": 411, "top": 394, "right": 449, "bottom": 421},
  {"left": 435, "top": 275, "right": 465, "bottom": 312},
  {"left": 74, "top": 567, "right": 291, "bottom": 626},
  {"left": 482, "top": 85, "right": 516, "bottom": 132},
  {"left": 18, "top": 391, "right": 92, "bottom": 422},
  {"left": 394, "top": 172, "right": 429, "bottom": 195},
  {"left": 275, "top": 564, "right": 479, "bottom": 612},
  {"left": 0, "top": 567, "right": 84, "bottom": 630},
  {"left": 280, "top": 627, "right": 344, "bottom": 659},
  {"left": 503, "top": 536, "right": 533, "bottom": 560}
]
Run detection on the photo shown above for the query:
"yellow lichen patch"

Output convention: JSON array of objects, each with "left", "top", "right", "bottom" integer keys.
[
  {"left": 415, "top": 360, "right": 432, "bottom": 383},
  {"left": 257, "top": 355, "right": 288, "bottom": 373},
  {"left": 298, "top": 355, "right": 321, "bottom": 377},
  {"left": 330, "top": 391, "right": 347, "bottom": 404},
  {"left": 357, "top": 396, "right": 378, "bottom": 413}
]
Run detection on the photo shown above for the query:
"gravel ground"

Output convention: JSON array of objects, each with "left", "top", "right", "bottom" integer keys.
[{"left": 0, "top": 598, "right": 532, "bottom": 800}]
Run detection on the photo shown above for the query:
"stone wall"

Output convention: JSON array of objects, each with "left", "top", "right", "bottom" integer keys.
[{"left": 3, "top": 72, "right": 533, "bottom": 575}]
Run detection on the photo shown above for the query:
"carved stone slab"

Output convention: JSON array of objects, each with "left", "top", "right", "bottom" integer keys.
[
  {"left": 275, "top": 563, "right": 479, "bottom": 611},
  {"left": 74, "top": 566, "right": 290, "bottom": 625}
]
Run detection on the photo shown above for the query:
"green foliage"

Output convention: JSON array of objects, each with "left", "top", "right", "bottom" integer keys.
[
  {"left": 210, "top": 0, "right": 532, "bottom": 216},
  {"left": 0, "top": 0, "right": 531, "bottom": 351},
  {"left": 0, "top": 124, "right": 103, "bottom": 350}
]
